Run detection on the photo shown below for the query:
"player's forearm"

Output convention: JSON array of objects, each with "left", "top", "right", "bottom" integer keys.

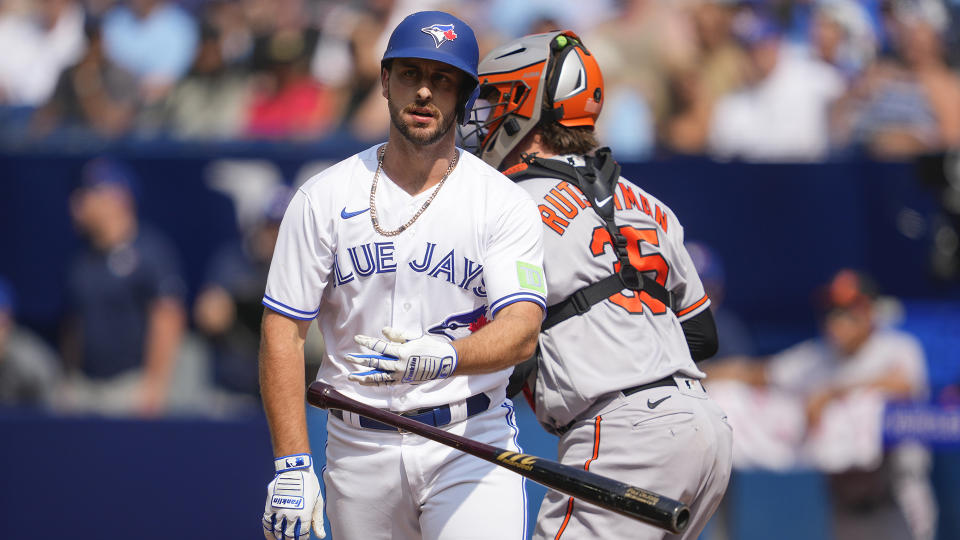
[
  {"left": 829, "top": 367, "right": 917, "bottom": 401},
  {"left": 142, "top": 298, "right": 186, "bottom": 391},
  {"left": 868, "top": 372, "right": 917, "bottom": 398},
  {"left": 259, "top": 309, "right": 312, "bottom": 456},
  {"left": 451, "top": 302, "right": 542, "bottom": 375}
]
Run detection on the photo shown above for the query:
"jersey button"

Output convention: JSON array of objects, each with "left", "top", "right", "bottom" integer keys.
[{"left": 403, "top": 302, "right": 412, "bottom": 310}]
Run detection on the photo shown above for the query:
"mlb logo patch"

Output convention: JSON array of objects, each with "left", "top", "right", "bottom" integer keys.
[{"left": 422, "top": 24, "right": 457, "bottom": 47}]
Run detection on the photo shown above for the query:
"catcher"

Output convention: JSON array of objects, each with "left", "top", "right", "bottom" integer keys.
[{"left": 462, "top": 30, "right": 733, "bottom": 539}]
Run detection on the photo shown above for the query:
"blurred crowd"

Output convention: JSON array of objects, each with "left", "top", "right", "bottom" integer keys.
[
  {"left": 0, "top": 0, "right": 958, "bottom": 160},
  {"left": 0, "top": 156, "right": 328, "bottom": 418},
  {"left": 2, "top": 3, "right": 958, "bottom": 537}
]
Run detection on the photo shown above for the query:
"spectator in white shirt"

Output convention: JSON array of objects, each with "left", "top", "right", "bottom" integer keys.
[
  {"left": 0, "top": 0, "right": 86, "bottom": 106},
  {"left": 707, "top": 11, "right": 847, "bottom": 161}
]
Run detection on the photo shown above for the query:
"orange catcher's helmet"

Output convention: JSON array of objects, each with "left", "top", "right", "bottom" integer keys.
[{"left": 461, "top": 30, "right": 604, "bottom": 169}]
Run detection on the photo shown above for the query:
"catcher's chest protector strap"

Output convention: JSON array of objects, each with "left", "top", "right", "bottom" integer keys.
[{"left": 508, "top": 148, "right": 675, "bottom": 330}]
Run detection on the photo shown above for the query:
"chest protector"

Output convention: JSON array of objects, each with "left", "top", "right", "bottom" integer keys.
[{"left": 505, "top": 147, "right": 675, "bottom": 330}]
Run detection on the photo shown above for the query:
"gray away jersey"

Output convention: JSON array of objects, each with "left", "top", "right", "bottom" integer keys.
[{"left": 519, "top": 155, "right": 710, "bottom": 431}]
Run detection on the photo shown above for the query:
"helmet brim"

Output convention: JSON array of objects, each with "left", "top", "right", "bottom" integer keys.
[{"left": 383, "top": 47, "right": 479, "bottom": 84}]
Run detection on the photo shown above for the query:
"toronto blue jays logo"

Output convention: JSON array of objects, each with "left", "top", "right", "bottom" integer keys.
[
  {"left": 428, "top": 305, "right": 489, "bottom": 340},
  {"left": 421, "top": 24, "right": 457, "bottom": 48}
]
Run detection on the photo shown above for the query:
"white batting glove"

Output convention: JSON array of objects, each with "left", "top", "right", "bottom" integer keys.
[
  {"left": 263, "top": 454, "right": 325, "bottom": 540},
  {"left": 345, "top": 327, "right": 458, "bottom": 385}
]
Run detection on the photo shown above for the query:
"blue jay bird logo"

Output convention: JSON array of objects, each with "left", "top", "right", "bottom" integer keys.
[
  {"left": 421, "top": 24, "right": 458, "bottom": 48},
  {"left": 428, "top": 305, "right": 489, "bottom": 340}
]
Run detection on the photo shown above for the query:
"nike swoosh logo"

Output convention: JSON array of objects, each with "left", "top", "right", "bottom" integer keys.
[
  {"left": 647, "top": 395, "right": 671, "bottom": 409},
  {"left": 595, "top": 195, "right": 613, "bottom": 207},
  {"left": 341, "top": 207, "right": 370, "bottom": 219}
]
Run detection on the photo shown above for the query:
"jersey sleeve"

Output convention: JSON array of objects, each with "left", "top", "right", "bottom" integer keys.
[
  {"left": 664, "top": 221, "right": 710, "bottom": 322},
  {"left": 766, "top": 340, "right": 824, "bottom": 394},
  {"left": 262, "top": 189, "right": 333, "bottom": 320},
  {"left": 889, "top": 332, "right": 929, "bottom": 399},
  {"left": 482, "top": 193, "right": 547, "bottom": 318},
  {"left": 141, "top": 229, "right": 187, "bottom": 301}
]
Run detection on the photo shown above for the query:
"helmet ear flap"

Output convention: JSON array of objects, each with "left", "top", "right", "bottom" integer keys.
[{"left": 459, "top": 85, "right": 481, "bottom": 126}]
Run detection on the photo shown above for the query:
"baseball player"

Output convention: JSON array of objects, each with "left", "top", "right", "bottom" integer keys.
[
  {"left": 706, "top": 269, "right": 935, "bottom": 540},
  {"left": 461, "top": 31, "right": 733, "bottom": 539},
  {"left": 259, "top": 11, "right": 547, "bottom": 540}
]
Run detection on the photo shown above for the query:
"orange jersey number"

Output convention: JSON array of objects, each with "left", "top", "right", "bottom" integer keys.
[{"left": 589, "top": 226, "right": 670, "bottom": 315}]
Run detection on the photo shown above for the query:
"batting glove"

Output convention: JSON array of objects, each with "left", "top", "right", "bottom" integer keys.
[
  {"left": 345, "top": 327, "right": 458, "bottom": 385},
  {"left": 263, "top": 454, "right": 325, "bottom": 540}
]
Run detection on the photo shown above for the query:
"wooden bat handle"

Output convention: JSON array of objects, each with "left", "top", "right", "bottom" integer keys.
[{"left": 306, "top": 381, "right": 690, "bottom": 533}]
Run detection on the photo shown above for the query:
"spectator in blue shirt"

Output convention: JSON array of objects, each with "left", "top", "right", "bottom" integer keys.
[
  {"left": 101, "top": 0, "right": 199, "bottom": 104},
  {"left": 61, "top": 157, "right": 187, "bottom": 416}
]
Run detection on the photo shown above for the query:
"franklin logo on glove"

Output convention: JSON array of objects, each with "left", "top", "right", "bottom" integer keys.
[{"left": 272, "top": 496, "right": 304, "bottom": 509}]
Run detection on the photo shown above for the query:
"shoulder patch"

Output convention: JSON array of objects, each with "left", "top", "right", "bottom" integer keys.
[{"left": 516, "top": 261, "right": 546, "bottom": 294}]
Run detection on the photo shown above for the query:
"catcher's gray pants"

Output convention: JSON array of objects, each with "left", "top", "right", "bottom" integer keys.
[{"left": 534, "top": 377, "right": 733, "bottom": 539}]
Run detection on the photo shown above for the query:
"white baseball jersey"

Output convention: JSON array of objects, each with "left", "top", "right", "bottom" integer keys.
[
  {"left": 263, "top": 145, "right": 547, "bottom": 411},
  {"left": 517, "top": 155, "right": 710, "bottom": 430},
  {"left": 766, "top": 328, "right": 928, "bottom": 400}
]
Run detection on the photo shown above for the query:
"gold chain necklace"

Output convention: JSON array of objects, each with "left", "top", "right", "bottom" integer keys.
[{"left": 369, "top": 144, "right": 459, "bottom": 237}]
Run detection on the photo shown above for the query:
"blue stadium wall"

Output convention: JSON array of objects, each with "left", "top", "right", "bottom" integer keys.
[{"left": 1, "top": 147, "right": 958, "bottom": 539}]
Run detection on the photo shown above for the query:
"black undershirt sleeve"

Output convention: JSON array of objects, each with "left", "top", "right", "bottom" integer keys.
[
  {"left": 506, "top": 354, "right": 537, "bottom": 398},
  {"left": 681, "top": 307, "right": 719, "bottom": 362}
]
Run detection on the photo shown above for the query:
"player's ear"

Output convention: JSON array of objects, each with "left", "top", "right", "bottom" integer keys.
[
  {"left": 381, "top": 65, "right": 390, "bottom": 99},
  {"left": 532, "top": 131, "right": 544, "bottom": 147}
]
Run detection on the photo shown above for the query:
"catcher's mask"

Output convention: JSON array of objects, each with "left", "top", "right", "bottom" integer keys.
[
  {"left": 460, "top": 30, "right": 604, "bottom": 169},
  {"left": 381, "top": 10, "right": 480, "bottom": 125}
]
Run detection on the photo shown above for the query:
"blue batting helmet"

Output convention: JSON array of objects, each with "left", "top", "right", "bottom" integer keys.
[
  {"left": 382, "top": 11, "right": 480, "bottom": 123},
  {"left": 382, "top": 11, "right": 479, "bottom": 82}
]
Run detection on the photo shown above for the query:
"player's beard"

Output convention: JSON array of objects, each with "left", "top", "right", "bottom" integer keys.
[{"left": 388, "top": 95, "right": 457, "bottom": 146}]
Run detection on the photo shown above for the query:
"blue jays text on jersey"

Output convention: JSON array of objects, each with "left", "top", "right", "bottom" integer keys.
[{"left": 332, "top": 239, "right": 487, "bottom": 298}]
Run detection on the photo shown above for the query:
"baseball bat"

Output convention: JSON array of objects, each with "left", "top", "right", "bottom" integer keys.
[{"left": 306, "top": 382, "right": 690, "bottom": 533}]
